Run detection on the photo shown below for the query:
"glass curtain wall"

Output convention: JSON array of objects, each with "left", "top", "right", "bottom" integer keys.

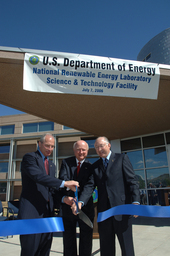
[
  {"left": 121, "top": 133, "right": 170, "bottom": 206},
  {"left": 0, "top": 144, "right": 10, "bottom": 200},
  {"left": 2, "top": 131, "right": 170, "bottom": 204}
]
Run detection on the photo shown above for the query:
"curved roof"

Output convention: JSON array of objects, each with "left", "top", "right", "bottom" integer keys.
[
  {"left": 137, "top": 27, "right": 170, "bottom": 65},
  {"left": 0, "top": 47, "right": 170, "bottom": 140}
]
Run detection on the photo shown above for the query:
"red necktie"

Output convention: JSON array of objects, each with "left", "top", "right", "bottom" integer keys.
[
  {"left": 44, "top": 157, "right": 49, "bottom": 175},
  {"left": 77, "top": 162, "right": 81, "bottom": 176}
]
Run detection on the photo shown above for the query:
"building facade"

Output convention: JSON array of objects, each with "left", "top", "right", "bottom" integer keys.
[
  {"left": 137, "top": 27, "right": 170, "bottom": 64},
  {"left": 0, "top": 114, "right": 98, "bottom": 201},
  {"left": 0, "top": 114, "right": 170, "bottom": 207}
]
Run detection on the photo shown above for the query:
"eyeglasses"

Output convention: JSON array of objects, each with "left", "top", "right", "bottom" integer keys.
[{"left": 95, "top": 143, "right": 108, "bottom": 150}]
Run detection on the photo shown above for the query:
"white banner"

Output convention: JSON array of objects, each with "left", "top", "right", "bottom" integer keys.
[{"left": 23, "top": 52, "right": 160, "bottom": 99}]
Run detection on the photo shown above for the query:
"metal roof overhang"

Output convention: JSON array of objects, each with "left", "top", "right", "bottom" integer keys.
[{"left": 0, "top": 47, "right": 170, "bottom": 140}]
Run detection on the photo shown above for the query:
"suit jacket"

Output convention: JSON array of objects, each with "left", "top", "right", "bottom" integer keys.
[
  {"left": 59, "top": 156, "right": 94, "bottom": 220},
  {"left": 93, "top": 152, "right": 140, "bottom": 220},
  {"left": 18, "top": 150, "right": 62, "bottom": 219}
]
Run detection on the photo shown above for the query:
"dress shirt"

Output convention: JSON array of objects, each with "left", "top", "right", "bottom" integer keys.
[
  {"left": 102, "top": 150, "right": 111, "bottom": 163},
  {"left": 75, "top": 158, "right": 85, "bottom": 206},
  {"left": 76, "top": 158, "right": 85, "bottom": 168},
  {"left": 38, "top": 149, "right": 65, "bottom": 188},
  {"left": 38, "top": 149, "right": 49, "bottom": 163},
  {"left": 61, "top": 158, "right": 85, "bottom": 205}
]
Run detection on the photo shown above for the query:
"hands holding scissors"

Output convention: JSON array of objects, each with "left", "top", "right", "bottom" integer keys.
[
  {"left": 63, "top": 186, "right": 81, "bottom": 215},
  {"left": 71, "top": 186, "right": 82, "bottom": 215}
]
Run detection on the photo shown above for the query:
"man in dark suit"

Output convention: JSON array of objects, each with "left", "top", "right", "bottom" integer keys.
[
  {"left": 18, "top": 133, "right": 79, "bottom": 256},
  {"left": 59, "top": 140, "right": 94, "bottom": 256},
  {"left": 93, "top": 137, "right": 140, "bottom": 256}
]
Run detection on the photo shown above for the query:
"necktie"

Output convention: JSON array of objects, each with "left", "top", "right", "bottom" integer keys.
[
  {"left": 77, "top": 162, "right": 81, "bottom": 176},
  {"left": 104, "top": 158, "right": 108, "bottom": 169},
  {"left": 44, "top": 157, "right": 49, "bottom": 175}
]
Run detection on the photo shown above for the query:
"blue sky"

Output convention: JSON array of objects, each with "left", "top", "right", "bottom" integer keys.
[{"left": 0, "top": 0, "right": 170, "bottom": 116}]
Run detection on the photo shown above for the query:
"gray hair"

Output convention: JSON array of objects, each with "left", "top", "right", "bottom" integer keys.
[
  {"left": 95, "top": 136, "right": 110, "bottom": 145},
  {"left": 39, "top": 133, "right": 54, "bottom": 143}
]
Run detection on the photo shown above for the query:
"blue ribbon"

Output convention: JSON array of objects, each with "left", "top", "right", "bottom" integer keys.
[
  {"left": 97, "top": 204, "right": 170, "bottom": 222},
  {"left": 0, "top": 217, "right": 64, "bottom": 237},
  {"left": 74, "top": 186, "right": 79, "bottom": 214}
]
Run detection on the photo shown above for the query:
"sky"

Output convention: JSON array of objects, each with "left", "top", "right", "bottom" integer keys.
[{"left": 0, "top": 0, "right": 170, "bottom": 116}]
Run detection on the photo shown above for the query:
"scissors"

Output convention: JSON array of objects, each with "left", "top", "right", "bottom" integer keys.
[{"left": 74, "top": 186, "right": 93, "bottom": 228}]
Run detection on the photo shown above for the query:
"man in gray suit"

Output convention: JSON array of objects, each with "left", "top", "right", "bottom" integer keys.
[{"left": 93, "top": 136, "right": 140, "bottom": 256}]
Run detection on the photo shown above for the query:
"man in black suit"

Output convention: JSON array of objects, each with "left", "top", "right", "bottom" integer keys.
[
  {"left": 93, "top": 137, "right": 140, "bottom": 256},
  {"left": 18, "top": 133, "right": 79, "bottom": 256},
  {"left": 59, "top": 140, "right": 94, "bottom": 256}
]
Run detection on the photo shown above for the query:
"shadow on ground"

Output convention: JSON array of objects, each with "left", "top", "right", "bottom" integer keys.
[{"left": 132, "top": 216, "right": 170, "bottom": 227}]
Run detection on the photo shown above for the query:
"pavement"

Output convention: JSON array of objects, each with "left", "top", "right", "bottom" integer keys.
[{"left": 1, "top": 217, "right": 170, "bottom": 255}]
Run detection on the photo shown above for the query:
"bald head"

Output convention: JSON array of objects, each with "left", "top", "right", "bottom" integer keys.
[
  {"left": 38, "top": 133, "right": 55, "bottom": 157},
  {"left": 73, "top": 140, "right": 89, "bottom": 161}
]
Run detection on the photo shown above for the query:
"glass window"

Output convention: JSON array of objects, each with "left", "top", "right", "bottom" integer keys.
[
  {"left": 121, "top": 138, "right": 141, "bottom": 151},
  {"left": 0, "top": 162, "right": 8, "bottom": 173},
  {"left": 63, "top": 126, "right": 72, "bottom": 130},
  {"left": 142, "top": 134, "right": 164, "bottom": 148},
  {"left": 86, "top": 157, "right": 99, "bottom": 164},
  {"left": 0, "top": 144, "right": 10, "bottom": 154},
  {"left": 146, "top": 53, "right": 151, "bottom": 61},
  {"left": 0, "top": 125, "right": 15, "bottom": 135},
  {"left": 146, "top": 167, "right": 170, "bottom": 188},
  {"left": 23, "top": 123, "right": 37, "bottom": 133},
  {"left": 58, "top": 142, "right": 74, "bottom": 157},
  {"left": 23, "top": 122, "right": 54, "bottom": 133},
  {"left": 126, "top": 151, "right": 144, "bottom": 169},
  {"left": 0, "top": 182, "right": 7, "bottom": 193},
  {"left": 144, "top": 147, "right": 168, "bottom": 168},
  {"left": 15, "top": 161, "right": 22, "bottom": 174},
  {"left": 134, "top": 170, "right": 145, "bottom": 189},
  {"left": 165, "top": 132, "right": 170, "bottom": 144},
  {"left": 139, "top": 189, "right": 147, "bottom": 205},
  {"left": 84, "top": 139, "right": 96, "bottom": 149},
  {"left": 39, "top": 122, "right": 54, "bottom": 132}
]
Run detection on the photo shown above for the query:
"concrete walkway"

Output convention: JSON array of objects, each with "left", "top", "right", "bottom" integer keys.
[{"left": 1, "top": 217, "right": 170, "bottom": 255}]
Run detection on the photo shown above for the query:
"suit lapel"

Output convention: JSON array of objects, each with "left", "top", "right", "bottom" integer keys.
[
  {"left": 71, "top": 157, "right": 77, "bottom": 180},
  {"left": 98, "top": 158, "right": 105, "bottom": 173},
  {"left": 48, "top": 160, "right": 53, "bottom": 176},
  {"left": 106, "top": 152, "right": 116, "bottom": 175},
  {"left": 35, "top": 150, "right": 48, "bottom": 175},
  {"left": 98, "top": 153, "right": 116, "bottom": 175},
  {"left": 78, "top": 160, "right": 88, "bottom": 180}
]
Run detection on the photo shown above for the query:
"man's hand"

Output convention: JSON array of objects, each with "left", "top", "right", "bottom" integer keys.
[
  {"left": 64, "top": 180, "right": 79, "bottom": 192},
  {"left": 78, "top": 202, "right": 82, "bottom": 211},
  {"left": 71, "top": 200, "right": 82, "bottom": 215},
  {"left": 132, "top": 202, "right": 139, "bottom": 218},
  {"left": 71, "top": 200, "right": 78, "bottom": 215},
  {"left": 63, "top": 196, "right": 74, "bottom": 206}
]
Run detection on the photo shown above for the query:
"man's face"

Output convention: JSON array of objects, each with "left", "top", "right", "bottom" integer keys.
[
  {"left": 73, "top": 140, "right": 88, "bottom": 161},
  {"left": 38, "top": 135, "right": 55, "bottom": 157},
  {"left": 95, "top": 137, "right": 111, "bottom": 158}
]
